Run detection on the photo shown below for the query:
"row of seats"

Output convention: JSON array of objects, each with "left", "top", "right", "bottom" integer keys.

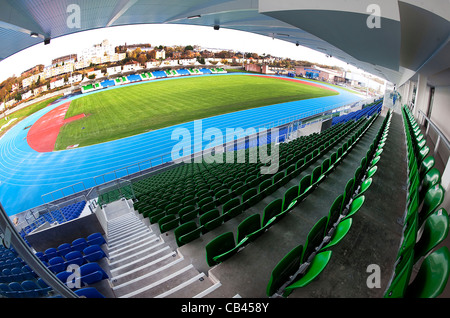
[
  {"left": 36, "top": 232, "right": 106, "bottom": 263},
  {"left": 266, "top": 108, "right": 391, "bottom": 297},
  {"left": 203, "top": 109, "right": 383, "bottom": 269},
  {"left": 383, "top": 105, "right": 449, "bottom": 298},
  {"left": 0, "top": 245, "right": 52, "bottom": 298},
  {"left": 82, "top": 66, "right": 226, "bottom": 92},
  {"left": 44, "top": 244, "right": 107, "bottom": 275},
  {"left": 332, "top": 100, "right": 382, "bottom": 125},
  {"left": 166, "top": 118, "right": 368, "bottom": 247},
  {"left": 20, "top": 201, "right": 86, "bottom": 237},
  {"left": 0, "top": 233, "right": 108, "bottom": 298}
]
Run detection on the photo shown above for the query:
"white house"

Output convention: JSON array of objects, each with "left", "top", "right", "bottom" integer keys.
[
  {"left": 122, "top": 61, "right": 140, "bottom": 73},
  {"left": 146, "top": 60, "right": 160, "bottom": 69},
  {"left": 68, "top": 73, "right": 83, "bottom": 84},
  {"left": 107, "top": 66, "right": 122, "bottom": 76},
  {"left": 22, "top": 90, "right": 33, "bottom": 100},
  {"left": 50, "top": 78, "right": 65, "bottom": 90}
]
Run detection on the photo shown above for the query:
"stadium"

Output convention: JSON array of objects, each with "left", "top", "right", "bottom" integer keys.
[{"left": 0, "top": 0, "right": 449, "bottom": 304}]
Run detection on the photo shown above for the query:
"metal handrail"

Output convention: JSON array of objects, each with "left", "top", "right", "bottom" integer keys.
[{"left": 418, "top": 110, "right": 450, "bottom": 153}]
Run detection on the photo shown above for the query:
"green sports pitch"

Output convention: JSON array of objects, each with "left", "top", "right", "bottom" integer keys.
[{"left": 55, "top": 74, "right": 338, "bottom": 150}]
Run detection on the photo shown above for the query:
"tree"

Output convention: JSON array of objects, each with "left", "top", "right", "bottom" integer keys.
[{"left": 137, "top": 53, "right": 147, "bottom": 66}]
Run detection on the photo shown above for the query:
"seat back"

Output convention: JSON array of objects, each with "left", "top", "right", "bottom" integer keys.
[
  {"left": 405, "top": 247, "right": 450, "bottom": 298},
  {"left": 414, "top": 208, "right": 449, "bottom": 264},
  {"left": 205, "top": 232, "right": 236, "bottom": 267},
  {"left": 298, "top": 174, "right": 311, "bottom": 195},
  {"left": 420, "top": 185, "right": 445, "bottom": 223},
  {"left": 237, "top": 214, "right": 261, "bottom": 243},
  {"left": 199, "top": 209, "right": 220, "bottom": 227},
  {"left": 282, "top": 185, "right": 299, "bottom": 212},
  {"left": 174, "top": 222, "right": 199, "bottom": 247},
  {"left": 325, "top": 194, "right": 344, "bottom": 236},
  {"left": 266, "top": 244, "right": 303, "bottom": 297},
  {"left": 302, "top": 216, "right": 328, "bottom": 263},
  {"left": 262, "top": 199, "right": 283, "bottom": 227}
]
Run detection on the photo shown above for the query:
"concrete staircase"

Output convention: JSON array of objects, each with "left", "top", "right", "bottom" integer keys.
[{"left": 102, "top": 201, "right": 221, "bottom": 298}]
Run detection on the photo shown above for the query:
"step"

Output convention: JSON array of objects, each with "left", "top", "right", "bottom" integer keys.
[
  {"left": 109, "top": 243, "right": 171, "bottom": 273},
  {"left": 107, "top": 228, "right": 153, "bottom": 248},
  {"left": 110, "top": 250, "right": 180, "bottom": 287},
  {"left": 108, "top": 220, "right": 144, "bottom": 236},
  {"left": 108, "top": 234, "right": 161, "bottom": 259},
  {"left": 108, "top": 235, "right": 160, "bottom": 260},
  {"left": 107, "top": 218, "right": 147, "bottom": 236},
  {"left": 118, "top": 263, "right": 204, "bottom": 298},
  {"left": 107, "top": 225, "right": 150, "bottom": 243},
  {"left": 112, "top": 253, "right": 190, "bottom": 296},
  {"left": 157, "top": 274, "right": 218, "bottom": 298},
  {"left": 108, "top": 215, "right": 142, "bottom": 230}
]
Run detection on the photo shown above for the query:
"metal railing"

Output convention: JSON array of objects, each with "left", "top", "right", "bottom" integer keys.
[{"left": 418, "top": 110, "right": 450, "bottom": 157}]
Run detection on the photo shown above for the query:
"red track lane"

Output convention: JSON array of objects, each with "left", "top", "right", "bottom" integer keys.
[{"left": 27, "top": 102, "right": 85, "bottom": 152}]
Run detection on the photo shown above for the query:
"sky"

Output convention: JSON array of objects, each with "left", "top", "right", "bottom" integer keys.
[{"left": 0, "top": 23, "right": 365, "bottom": 83}]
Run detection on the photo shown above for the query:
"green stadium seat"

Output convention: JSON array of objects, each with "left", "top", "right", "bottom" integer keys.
[
  {"left": 179, "top": 205, "right": 199, "bottom": 223},
  {"left": 198, "top": 196, "right": 216, "bottom": 214},
  {"left": 311, "top": 165, "right": 323, "bottom": 189},
  {"left": 419, "top": 156, "right": 435, "bottom": 180},
  {"left": 418, "top": 185, "right": 445, "bottom": 227},
  {"left": 324, "top": 194, "right": 344, "bottom": 237},
  {"left": 237, "top": 214, "right": 262, "bottom": 243},
  {"left": 405, "top": 247, "right": 450, "bottom": 298},
  {"left": 174, "top": 221, "right": 202, "bottom": 247},
  {"left": 282, "top": 185, "right": 299, "bottom": 212},
  {"left": 158, "top": 214, "right": 179, "bottom": 233},
  {"left": 283, "top": 250, "right": 332, "bottom": 296},
  {"left": 342, "top": 178, "right": 355, "bottom": 211},
  {"left": 302, "top": 216, "right": 328, "bottom": 263},
  {"left": 321, "top": 158, "right": 332, "bottom": 177},
  {"left": 397, "top": 211, "right": 418, "bottom": 261},
  {"left": 262, "top": 199, "right": 283, "bottom": 227},
  {"left": 321, "top": 218, "right": 353, "bottom": 251},
  {"left": 149, "top": 210, "right": 166, "bottom": 224},
  {"left": 231, "top": 181, "right": 247, "bottom": 196},
  {"left": 205, "top": 232, "right": 236, "bottom": 267},
  {"left": 242, "top": 188, "right": 261, "bottom": 209},
  {"left": 413, "top": 208, "right": 449, "bottom": 264},
  {"left": 223, "top": 198, "right": 243, "bottom": 221},
  {"left": 384, "top": 249, "right": 414, "bottom": 298},
  {"left": 298, "top": 174, "right": 312, "bottom": 201},
  {"left": 343, "top": 195, "right": 365, "bottom": 220},
  {"left": 259, "top": 179, "right": 273, "bottom": 196},
  {"left": 357, "top": 177, "right": 373, "bottom": 197},
  {"left": 200, "top": 209, "right": 224, "bottom": 233},
  {"left": 418, "top": 168, "right": 441, "bottom": 203},
  {"left": 367, "top": 165, "right": 378, "bottom": 178},
  {"left": 266, "top": 244, "right": 304, "bottom": 297},
  {"left": 216, "top": 189, "right": 232, "bottom": 205}
]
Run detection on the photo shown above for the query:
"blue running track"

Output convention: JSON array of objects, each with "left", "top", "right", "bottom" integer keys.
[{"left": 0, "top": 73, "right": 363, "bottom": 216}]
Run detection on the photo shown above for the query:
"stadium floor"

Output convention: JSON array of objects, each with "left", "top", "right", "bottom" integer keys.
[{"left": 0, "top": 73, "right": 363, "bottom": 216}]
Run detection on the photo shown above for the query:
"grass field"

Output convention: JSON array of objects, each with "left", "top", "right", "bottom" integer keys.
[{"left": 55, "top": 75, "right": 338, "bottom": 150}]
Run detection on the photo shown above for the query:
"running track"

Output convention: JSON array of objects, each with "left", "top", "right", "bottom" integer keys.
[{"left": 0, "top": 73, "right": 363, "bottom": 216}]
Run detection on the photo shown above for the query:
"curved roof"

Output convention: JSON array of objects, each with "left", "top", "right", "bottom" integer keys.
[{"left": 0, "top": 0, "right": 449, "bottom": 86}]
